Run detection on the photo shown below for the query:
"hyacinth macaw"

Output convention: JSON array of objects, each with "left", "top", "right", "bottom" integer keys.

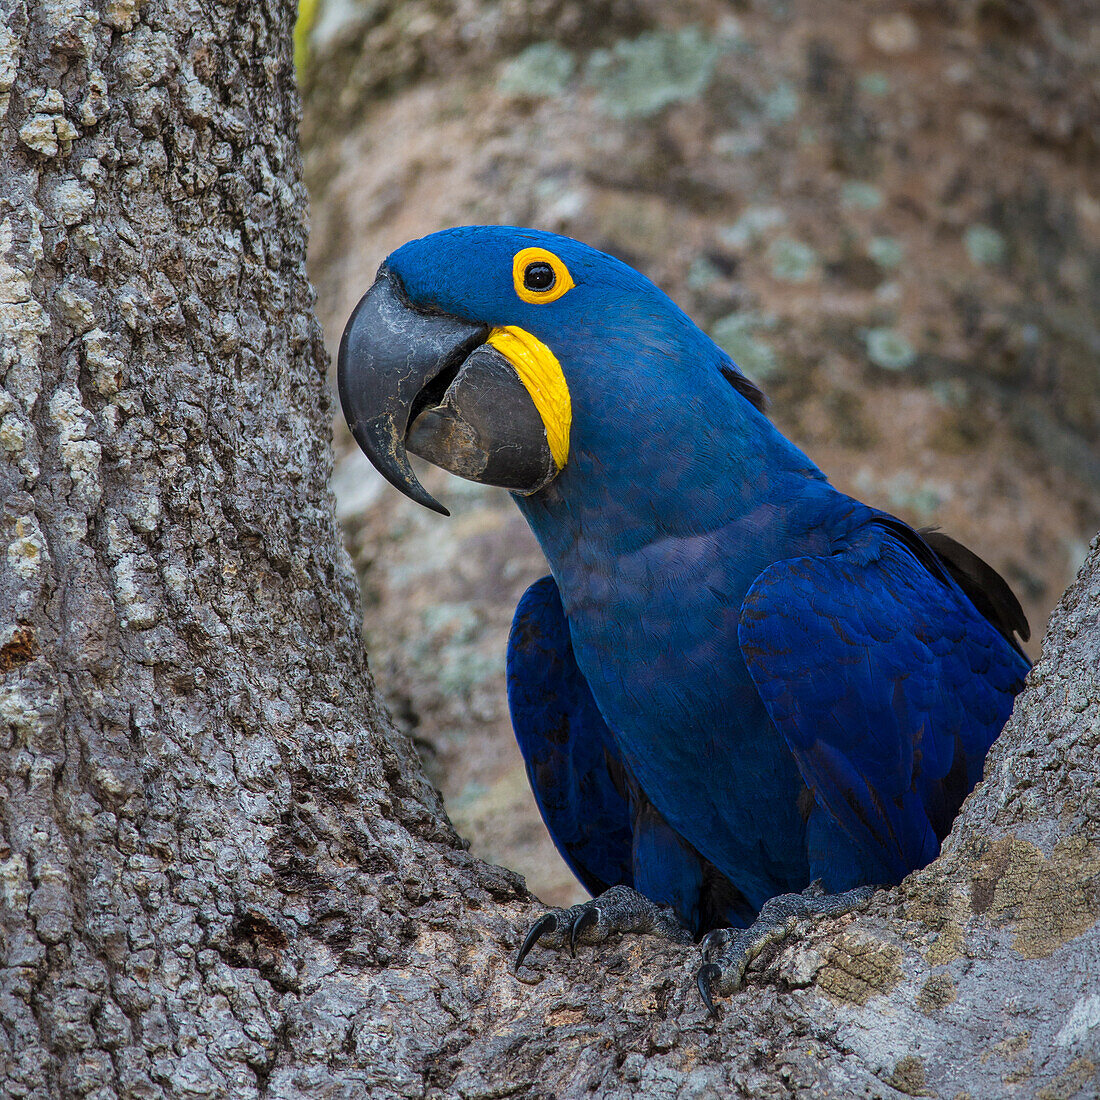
[{"left": 337, "top": 226, "right": 1030, "bottom": 1009}]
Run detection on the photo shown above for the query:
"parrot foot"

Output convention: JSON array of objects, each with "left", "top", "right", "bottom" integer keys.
[
  {"left": 514, "top": 884, "right": 691, "bottom": 974},
  {"left": 695, "top": 881, "right": 875, "bottom": 1015}
]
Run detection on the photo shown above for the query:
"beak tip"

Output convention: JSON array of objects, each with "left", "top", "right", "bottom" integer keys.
[{"left": 372, "top": 434, "right": 452, "bottom": 516}]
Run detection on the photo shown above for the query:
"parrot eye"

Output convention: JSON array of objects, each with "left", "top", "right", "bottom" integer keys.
[
  {"left": 512, "top": 246, "right": 575, "bottom": 304},
  {"left": 524, "top": 262, "right": 555, "bottom": 292}
]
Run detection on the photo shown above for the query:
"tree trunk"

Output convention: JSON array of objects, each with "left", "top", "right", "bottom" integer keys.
[{"left": 1, "top": 2, "right": 1097, "bottom": 1099}]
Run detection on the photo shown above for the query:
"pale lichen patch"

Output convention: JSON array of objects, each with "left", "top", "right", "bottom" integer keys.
[
  {"left": 104, "top": 0, "right": 142, "bottom": 33},
  {"left": 886, "top": 1055, "right": 934, "bottom": 1096},
  {"left": 49, "top": 179, "right": 95, "bottom": 226},
  {"left": 777, "top": 940, "right": 829, "bottom": 987},
  {"left": 104, "top": 512, "right": 137, "bottom": 560},
  {"left": 1036, "top": 1058, "right": 1098, "bottom": 1100},
  {"left": 970, "top": 835, "right": 1100, "bottom": 958},
  {"left": 82, "top": 328, "right": 124, "bottom": 394},
  {"left": 1003, "top": 1060, "right": 1034, "bottom": 1085},
  {"left": 112, "top": 553, "right": 159, "bottom": 629},
  {"left": 924, "top": 922, "right": 966, "bottom": 965},
  {"left": 982, "top": 1031, "right": 1031, "bottom": 1062},
  {"left": 1055, "top": 994, "right": 1100, "bottom": 1048},
  {"left": 900, "top": 877, "right": 972, "bottom": 965},
  {"left": 0, "top": 412, "right": 26, "bottom": 453},
  {"left": 0, "top": 214, "right": 50, "bottom": 413},
  {"left": 0, "top": 677, "right": 59, "bottom": 740},
  {"left": 18, "top": 89, "right": 79, "bottom": 157},
  {"left": 916, "top": 972, "right": 957, "bottom": 1013},
  {"left": 125, "top": 492, "right": 161, "bottom": 533},
  {"left": 49, "top": 386, "right": 102, "bottom": 503},
  {"left": 40, "top": 0, "right": 100, "bottom": 56},
  {"left": 977, "top": 1032, "right": 1034, "bottom": 1086},
  {"left": 71, "top": 223, "right": 101, "bottom": 260},
  {"left": 57, "top": 283, "right": 95, "bottom": 330},
  {"left": 815, "top": 934, "right": 904, "bottom": 1005},
  {"left": 0, "top": 23, "right": 19, "bottom": 120},
  {"left": 16, "top": 103, "right": 62, "bottom": 150},
  {"left": 77, "top": 70, "right": 109, "bottom": 126},
  {"left": 0, "top": 853, "right": 31, "bottom": 911},
  {"left": 7, "top": 516, "right": 48, "bottom": 580},
  {"left": 0, "top": 217, "right": 35, "bottom": 300}
]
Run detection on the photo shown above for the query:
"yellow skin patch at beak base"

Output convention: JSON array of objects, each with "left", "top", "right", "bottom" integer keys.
[{"left": 486, "top": 326, "right": 571, "bottom": 470}]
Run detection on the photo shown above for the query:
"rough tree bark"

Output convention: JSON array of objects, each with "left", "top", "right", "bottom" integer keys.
[{"left": 0, "top": 1, "right": 1097, "bottom": 1098}]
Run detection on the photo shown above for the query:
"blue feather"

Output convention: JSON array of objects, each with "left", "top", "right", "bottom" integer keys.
[
  {"left": 386, "top": 226, "right": 1031, "bottom": 932},
  {"left": 507, "top": 576, "right": 633, "bottom": 897}
]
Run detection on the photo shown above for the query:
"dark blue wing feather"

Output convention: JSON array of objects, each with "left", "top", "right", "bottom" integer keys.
[
  {"left": 507, "top": 576, "right": 634, "bottom": 896},
  {"left": 738, "top": 521, "right": 1029, "bottom": 885}
]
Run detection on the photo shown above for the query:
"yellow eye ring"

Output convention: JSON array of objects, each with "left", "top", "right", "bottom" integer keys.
[{"left": 512, "top": 247, "right": 575, "bottom": 305}]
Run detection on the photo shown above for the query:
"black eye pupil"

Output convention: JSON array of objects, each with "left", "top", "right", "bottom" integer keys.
[{"left": 524, "top": 261, "right": 556, "bottom": 292}]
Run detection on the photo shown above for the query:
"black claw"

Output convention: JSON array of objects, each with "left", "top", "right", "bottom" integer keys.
[
  {"left": 697, "top": 963, "right": 722, "bottom": 1017},
  {"left": 569, "top": 907, "right": 599, "bottom": 957},
  {"left": 515, "top": 913, "right": 558, "bottom": 972}
]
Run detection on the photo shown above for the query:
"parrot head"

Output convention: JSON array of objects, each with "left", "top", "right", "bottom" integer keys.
[{"left": 338, "top": 225, "right": 764, "bottom": 516}]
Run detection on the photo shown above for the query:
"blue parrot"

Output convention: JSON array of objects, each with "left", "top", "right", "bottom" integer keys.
[{"left": 336, "top": 226, "right": 1030, "bottom": 1008}]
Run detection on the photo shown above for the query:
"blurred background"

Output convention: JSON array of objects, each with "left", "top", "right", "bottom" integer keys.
[{"left": 296, "top": 0, "right": 1100, "bottom": 908}]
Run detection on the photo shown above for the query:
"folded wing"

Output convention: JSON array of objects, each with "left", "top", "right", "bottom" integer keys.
[{"left": 738, "top": 521, "right": 1029, "bottom": 884}]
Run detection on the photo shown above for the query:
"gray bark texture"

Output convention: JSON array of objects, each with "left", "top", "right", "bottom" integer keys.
[{"left": 0, "top": 1, "right": 1098, "bottom": 1098}]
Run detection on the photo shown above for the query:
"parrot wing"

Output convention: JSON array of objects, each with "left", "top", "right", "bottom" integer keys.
[
  {"left": 738, "top": 519, "right": 1029, "bottom": 884},
  {"left": 507, "top": 575, "right": 635, "bottom": 897}
]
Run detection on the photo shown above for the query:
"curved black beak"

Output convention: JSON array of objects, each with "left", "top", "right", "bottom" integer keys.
[
  {"left": 338, "top": 267, "right": 559, "bottom": 515},
  {"left": 337, "top": 269, "right": 487, "bottom": 515}
]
